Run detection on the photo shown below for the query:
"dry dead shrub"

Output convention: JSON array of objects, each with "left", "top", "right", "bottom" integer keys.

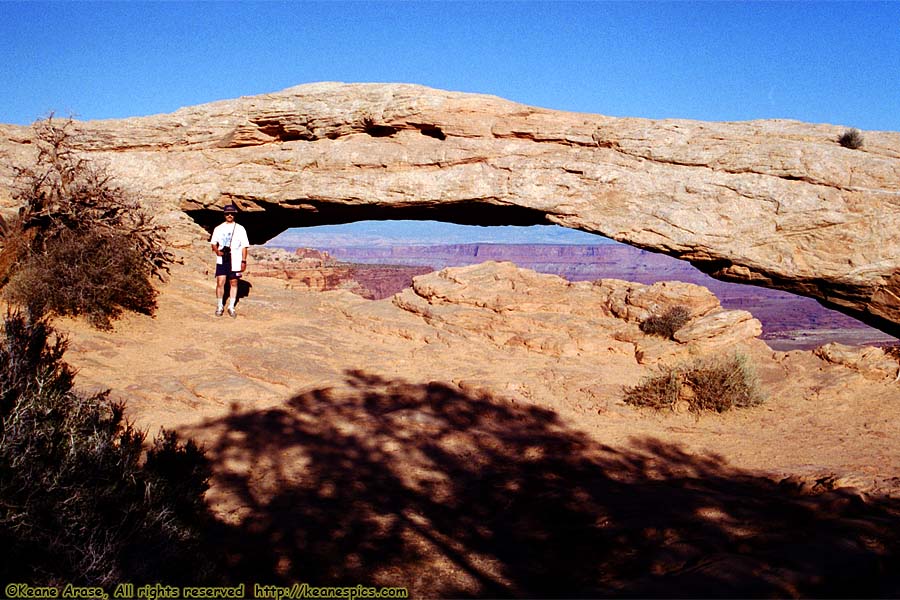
[
  {"left": 640, "top": 305, "right": 692, "bottom": 339},
  {"left": 683, "top": 353, "right": 764, "bottom": 413},
  {"left": 5, "top": 228, "right": 157, "bottom": 329},
  {"left": 623, "top": 367, "right": 681, "bottom": 410},
  {"left": 0, "top": 116, "right": 173, "bottom": 327},
  {"left": 624, "top": 354, "right": 763, "bottom": 415},
  {"left": 838, "top": 128, "right": 864, "bottom": 149}
]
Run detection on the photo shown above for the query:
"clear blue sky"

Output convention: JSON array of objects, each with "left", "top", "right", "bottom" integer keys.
[
  {"left": 3, "top": 1, "right": 899, "bottom": 246},
  {"left": 2, "top": 1, "right": 899, "bottom": 131}
]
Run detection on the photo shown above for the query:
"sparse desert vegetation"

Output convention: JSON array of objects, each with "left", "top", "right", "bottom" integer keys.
[
  {"left": 5, "top": 228, "right": 158, "bottom": 329},
  {"left": 625, "top": 353, "right": 764, "bottom": 414},
  {"left": 0, "top": 117, "right": 173, "bottom": 329},
  {"left": 838, "top": 128, "right": 864, "bottom": 149},
  {"left": 640, "top": 304, "right": 692, "bottom": 339},
  {"left": 0, "top": 311, "right": 214, "bottom": 586}
]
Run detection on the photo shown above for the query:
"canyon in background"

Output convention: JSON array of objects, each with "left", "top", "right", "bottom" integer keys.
[{"left": 260, "top": 240, "right": 896, "bottom": 351}]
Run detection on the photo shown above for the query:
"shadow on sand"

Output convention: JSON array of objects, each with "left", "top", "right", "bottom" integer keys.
[
  {"left": 219, "top": 277, "right": 252, "bottom": 307},
  {"left": 189, "top": 370, "right": 900, "bottom": 598}
]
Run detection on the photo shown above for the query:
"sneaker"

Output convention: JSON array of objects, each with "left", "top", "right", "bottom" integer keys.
[
  {"left": 228, "top": 308, "right": 236, "bottom": 318},
  {"left": 215, "top": 307, "right": 224, "bottom": 317}
]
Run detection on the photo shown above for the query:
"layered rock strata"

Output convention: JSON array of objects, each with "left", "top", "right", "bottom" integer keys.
[
  {"left": 250, "top": 247, "right": 430, "bottom": 299},
  {"left": 393, "top": 261, "right": 763, "bottom": 366},
  {"left": 1, "top": 83, "right": 899, "bottom": 334}
]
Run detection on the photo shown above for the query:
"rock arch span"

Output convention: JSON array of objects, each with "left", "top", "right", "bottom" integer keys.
[{"left": 1, "top": 83, "right": 899, "bottom": 336}]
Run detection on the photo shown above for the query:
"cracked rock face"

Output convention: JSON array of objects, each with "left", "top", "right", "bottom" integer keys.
[
  {"left": 393, "top": 262, "right": 763, "bottom": 366},
  {"left": 1, "top": 82, "right": 899, "bottom": 336}
]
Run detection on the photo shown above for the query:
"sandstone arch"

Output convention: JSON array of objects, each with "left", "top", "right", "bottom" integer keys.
[{"left": 1, "top": 82, "right": 899, "bottom": 337}]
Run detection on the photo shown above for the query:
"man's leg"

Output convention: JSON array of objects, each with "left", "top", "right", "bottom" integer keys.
[
  {"left": 215, "top": 275, "right": 226, "bottom": 315},
  {"left": 227, "top": 278, "right": 239, "bottom": 317}
]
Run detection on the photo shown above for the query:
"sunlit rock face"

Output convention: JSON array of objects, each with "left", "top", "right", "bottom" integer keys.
[
  {"left": 1, "top": 82, "right": 899, "bottom": 335},
  {"left": 249, "top": 247, "right": 430, "bottom": 299}
]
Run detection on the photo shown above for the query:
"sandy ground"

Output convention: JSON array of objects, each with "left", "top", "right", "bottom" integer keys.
[{"left": 57, "top": 263, "right": 900, "bottom": 597}]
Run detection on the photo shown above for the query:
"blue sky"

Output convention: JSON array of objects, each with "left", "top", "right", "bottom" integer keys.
[
  {"left": 3, "top": 1, "right": 899, "bottom": 130},
  {"left": 3, "top": 1, "right": 899, "bottom": 245}
]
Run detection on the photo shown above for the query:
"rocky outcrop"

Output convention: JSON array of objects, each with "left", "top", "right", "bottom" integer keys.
[
  {"left": 285, "top": 242, "right": 895, "bottom": 349},
  {"left": 250, "top": 246, "right": 430, "bottom": 299},
  {"left": 56, "top": 258, "right": 900, "bottom": 501},
  {"left": 48, "top": 255, "right": 900, "bottom": 596},
  {"left": 393, "top": 262, "right": 763, "bottom": 365},
  {"left": 813, "top": 343, "right": 900, "bottom": 381},
  {"left": 1, "top": 83, "right": 899, "bottom": 335}
]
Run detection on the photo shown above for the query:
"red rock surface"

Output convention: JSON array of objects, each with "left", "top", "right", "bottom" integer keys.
[
  {"left": 267, "top": 243, "right": 896, "bottom": 350},
  {"left": 55, "top": 259, "right": 900, "bottom": 598},
  {"left": 250, "top": 247, "right": 430, "bottom": 300}
]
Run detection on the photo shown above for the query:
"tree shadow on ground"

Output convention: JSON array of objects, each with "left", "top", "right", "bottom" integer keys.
[{"left": 190, "top": 370, "right": 900, "bottom": 598}]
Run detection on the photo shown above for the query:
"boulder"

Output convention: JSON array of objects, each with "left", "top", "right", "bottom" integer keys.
[
  {"left": 813, "top": 342, "right": 900, "bottom": 381},
  {"left": 674, "top": 309, "right": 763, "bottom": 347}
]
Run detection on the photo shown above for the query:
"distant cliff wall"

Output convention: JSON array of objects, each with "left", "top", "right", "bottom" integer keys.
[{"left": 267, "top": 242, "right": 894, "bottom": 348}]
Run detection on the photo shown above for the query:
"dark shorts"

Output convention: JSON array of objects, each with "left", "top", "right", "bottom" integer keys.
[{"left": 215, "top": 262, "right": 243, "bottom": 279}]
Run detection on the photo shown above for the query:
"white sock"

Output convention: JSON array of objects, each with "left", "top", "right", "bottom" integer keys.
[
  {"left": 228, "top": 298, "right": 236, "bottom": 309},
  {"left": 217, "top": 300, "right": 224, "bottom": 310}
]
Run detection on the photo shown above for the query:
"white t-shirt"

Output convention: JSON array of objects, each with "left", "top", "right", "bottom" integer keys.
[{"left": 210, "top": 221, "right": 250, "bottom": 271}]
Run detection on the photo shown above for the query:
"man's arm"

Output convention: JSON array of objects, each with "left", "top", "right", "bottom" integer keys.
[
  {"left": 210, "top": 225, "right": 223, "bottom": 255},
  {"left": 238, "top": 226, "right": 250, "bottom": 266}
]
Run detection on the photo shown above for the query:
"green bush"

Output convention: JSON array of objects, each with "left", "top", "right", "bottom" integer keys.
[
  {"left": 640, "top": 305, "right": 692, "bottom": 339},
  {"left": 838, "top": 128, "right": 864, "bottom": 149},
  {"left": 0, "top": 116, "right": 173, "bottom": 328},
  {"left": 0, "top": 311, "right": 214, "bottom": 585},
  {"left": 624, "top": 353, "right": 763, "bottom": 415}
]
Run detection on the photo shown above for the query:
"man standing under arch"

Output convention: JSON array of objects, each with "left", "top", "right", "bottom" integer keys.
[{"left": 210, "top": 204, "right": 250, "bottom": 318}]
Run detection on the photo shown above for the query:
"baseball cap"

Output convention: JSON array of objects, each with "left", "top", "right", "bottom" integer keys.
[{"left": 223, "top": 204, "right": 238, "bottom": 213}]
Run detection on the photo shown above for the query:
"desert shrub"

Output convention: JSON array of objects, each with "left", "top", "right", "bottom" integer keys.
[
  {"left": 624, "top": 353, "right": 763, "bottom": 415},
  {"left": 5, "top": 228, "right": 157, "bottom": 329},
  {"left": 0, "top": 116, "right": 173, "bottom": 327},
  {"left": 0, "top": 311, "right": 214, "bottom": 586},
  {"left": 683, "top": 353, "right": 764, "bottom": 413},
  {"left": 838, "top": 128, "right": 864, "bottom": 149},
  {"left": 640, "top": 305, "right": 692, "bottom": 339},
  {"left": 623, "top": 366, "right": 681, "bottom": 410}
]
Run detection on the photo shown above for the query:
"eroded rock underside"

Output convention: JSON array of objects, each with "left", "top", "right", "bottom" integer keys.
[{"left": 1, "top": 82, "right": 900, "bottom": 336}]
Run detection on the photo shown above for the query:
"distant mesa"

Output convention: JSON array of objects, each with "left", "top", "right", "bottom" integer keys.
[
  {"left": 255, "top": 243, "right": 895, "bottom": 350},
  {"left": 251, "top": 246, "right": 430, "bottom": 300},
  {"left": 1, "top": 82, "right": 899, "bottom": 337}
]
